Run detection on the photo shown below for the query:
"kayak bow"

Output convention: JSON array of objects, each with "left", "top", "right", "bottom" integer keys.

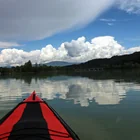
[{"left": 0, "top": 91, "right": 80, "bottom": 140}]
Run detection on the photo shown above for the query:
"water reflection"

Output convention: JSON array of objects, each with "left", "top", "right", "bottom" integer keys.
[{"left": 0, "top": 76, "right": 140, "bottom": 106}]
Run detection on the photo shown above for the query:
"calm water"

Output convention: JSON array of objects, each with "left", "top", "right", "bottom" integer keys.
[{"left": 0, "top": 75, "right": 140, "bottom": 140}]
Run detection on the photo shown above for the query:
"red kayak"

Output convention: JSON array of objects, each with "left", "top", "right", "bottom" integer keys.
[{"left": 0, "top": 91, "right": 80, "bottom": 140}]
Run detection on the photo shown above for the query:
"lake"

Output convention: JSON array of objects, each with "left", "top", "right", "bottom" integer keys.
[{"left": 0, "top": 74, "right": 140, "bottom": 140}]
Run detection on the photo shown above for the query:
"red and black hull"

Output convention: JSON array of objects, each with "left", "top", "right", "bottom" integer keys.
[{"left": 0, "top": 91, "right": 80, "bottom": 140}]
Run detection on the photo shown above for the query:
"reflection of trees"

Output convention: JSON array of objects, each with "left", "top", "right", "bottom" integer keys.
[{"left": 22, "top": 76, "right": 32, "bottom": 85}]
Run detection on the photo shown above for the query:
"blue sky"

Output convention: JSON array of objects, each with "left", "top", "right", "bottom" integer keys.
[
  {"left": 19, "top": 7, "right": 140, "bottom": 51},
  {"left": 0, "top": 0, "right": 140, "bottom": 66}
]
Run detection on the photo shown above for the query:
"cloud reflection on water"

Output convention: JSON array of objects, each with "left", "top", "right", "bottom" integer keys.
[{"left": 0, "top": 76, "right": 140, "bottom": 106}]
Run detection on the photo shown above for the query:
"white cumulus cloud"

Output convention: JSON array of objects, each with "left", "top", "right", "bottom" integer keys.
[{"left": 0, "top": 36, "right": 140, "bottom": 66}]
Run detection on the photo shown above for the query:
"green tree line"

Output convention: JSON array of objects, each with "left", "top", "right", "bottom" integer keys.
[{"left": 0, "top": 60, "right": 63, "bottom": 75}]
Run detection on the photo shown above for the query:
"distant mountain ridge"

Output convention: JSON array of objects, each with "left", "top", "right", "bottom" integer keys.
[{"left": 45, "top": 61, "right": 76, "bottom": 66}]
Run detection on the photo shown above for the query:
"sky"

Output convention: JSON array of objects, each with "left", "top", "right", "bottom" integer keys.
[{"left": 0, "top": 0, "right": 140, "bottom": 66}]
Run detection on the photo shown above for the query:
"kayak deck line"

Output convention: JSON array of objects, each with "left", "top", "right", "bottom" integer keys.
[
  {"left": 0, "top": 128, "right": 70, "bottom": 137},
  {"left": 0, "top": 91, "right": 80, "bottom": 140}
]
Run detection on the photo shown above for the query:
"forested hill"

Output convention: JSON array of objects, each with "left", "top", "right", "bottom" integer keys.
[
  {"left": 66, "top": 51, "right": 140, "bottom": 70},
  {"left": 45, "top": 61, "right": 74, "bottom": 66}
]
